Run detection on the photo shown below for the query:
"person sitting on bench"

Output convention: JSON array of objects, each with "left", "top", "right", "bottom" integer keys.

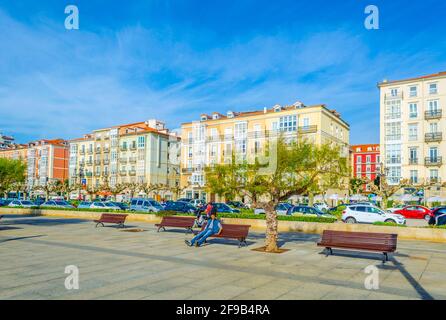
[{"left": 185, "top": 211, "right": 222, "bottom": 247}]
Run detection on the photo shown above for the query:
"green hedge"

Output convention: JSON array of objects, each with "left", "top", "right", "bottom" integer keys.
[{"left": 373, "top": 221, "right": 407, "bottom": 228}]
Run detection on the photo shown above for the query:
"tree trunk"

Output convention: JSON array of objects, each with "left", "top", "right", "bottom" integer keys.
[
  {"left": 45, "top": 190, "right": 49, "bottom": 201},
  {"left": 382, "top": 195, "right": 388, "bottom": 209},
  {"left": 308, "top": 192, "right": 314, "bottom": 206},
  {"left": 264, "top": 201, "right": 279, "bottom": 252}
]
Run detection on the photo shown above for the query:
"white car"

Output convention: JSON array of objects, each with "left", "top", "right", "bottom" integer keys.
[
  {"left": 313, "top": 203, "right": 329, "bottom": 212},
  {"left": 90, "top": 202, "right": 120, "bottom": 210},
  {"left": 8, "top": 200, "right": 36, "bottom": 208},
  {"left": 342, "top": 205, "right": 406, "bottom": 225}
]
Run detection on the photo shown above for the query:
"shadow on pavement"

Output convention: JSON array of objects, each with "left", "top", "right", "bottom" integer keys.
[{"left": 0, "top": 234, "right": 45, "bottom": 244}]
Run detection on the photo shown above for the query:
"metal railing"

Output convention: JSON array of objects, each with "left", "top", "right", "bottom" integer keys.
[
  {"left": 425, "top": 110, "right": 442, "bottom": 120},
  {"left": 425, "top": 132, "right": 442, "bottom": 143},
  {"left": 425, "top": 157, "right": 442, "bottom": 166}
]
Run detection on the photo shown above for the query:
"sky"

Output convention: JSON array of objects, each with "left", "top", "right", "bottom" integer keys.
[{"left": 0, "top": 0, "right": 445, "bottom": 144}]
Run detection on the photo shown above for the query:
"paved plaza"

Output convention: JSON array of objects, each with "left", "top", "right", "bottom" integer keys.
[{"left": 0, "top": 213, "right": 445, "bottom": 300}]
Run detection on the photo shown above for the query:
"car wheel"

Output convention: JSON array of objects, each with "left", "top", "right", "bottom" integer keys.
[
  {"left": 424, "top": 214, "right": 431, "bottom": 221},
  {"left": 345, "top": 217, "right": 356, "bottom": 224},
  {"left": 385, "top": 219, "right": 396, "bottom": 224}
]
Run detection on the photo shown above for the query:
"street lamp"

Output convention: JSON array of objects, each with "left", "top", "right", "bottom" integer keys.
[{"left": 78, "top": 163, "right": 84, "bottom": 200}]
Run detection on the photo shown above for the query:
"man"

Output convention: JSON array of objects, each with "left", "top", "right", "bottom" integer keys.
[{"left": 185, "top": 211, "right": 222, "bottom": 247}]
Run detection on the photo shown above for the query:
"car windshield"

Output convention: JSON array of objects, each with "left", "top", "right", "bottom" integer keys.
[
  {"left": 104, "top": 203, "right": 117, "bottom": 207},
  {"left": 55, "top": 201, "right": 68, "bottom": 205},
  {"left": 21, "top": 201, "right": 33, "bottom": 205}
]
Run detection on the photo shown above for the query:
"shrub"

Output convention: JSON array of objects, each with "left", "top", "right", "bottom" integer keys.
[
  {"left": 154, "top": 210, "right": 180, "bottom": 217},
  {"left": 373, "top": 221, "right": 406, "bottom": 228}
]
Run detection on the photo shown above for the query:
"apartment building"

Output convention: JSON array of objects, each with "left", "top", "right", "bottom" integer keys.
[
  {"left": 26, "top": 139, "right": 69, "bottom": 190},
  {"left": 379, "top": 71, "right": 446, "bottom": 186},
  {"left": 68, "top": 119, "right": 180, "bottom": 200},
  {"left": 0, "top": 133, "right": 15, "bottom": 149},
  {"left": 351, "top": 144, "right": 380, "bottom": 191},
  {"left": 180, "top": 101, "right": 350, "bottom": 202},
  {"left": 0, "top": 144, "right": 28, "bottom": 161}
]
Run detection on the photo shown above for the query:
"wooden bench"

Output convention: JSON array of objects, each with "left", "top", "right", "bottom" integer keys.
[
  {"left": 196, "top": 223, "right": 251, "bottom": 248},
  {"left": 155, "top": 216, "right": 196, "bottom": 233},
  {"left": 317, "top": 230, "right": 398, "bottom": 263},
  {"left": 94, "top": 213, "right": 128, "bottom": 228}
]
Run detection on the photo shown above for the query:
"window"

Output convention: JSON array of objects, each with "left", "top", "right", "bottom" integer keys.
[
  {"left": 410, "top": 170, "right": 418, "bottom": 184},
  {"left": 366, "top": 155, "right": 371, "bottom": 163},
  {"left": 428, "top": 100, "right": 439, "bottom": 112},
  {"left": 302, "top": 118, "right": 310, "bottom": 128},
  {"left": 409, "top": 86, "right": 417, "bottom": 97},
  {"left": 390, "top": 88, "right": 399, "bottom": 97},
  {"left": 430, "top": 122, "right": 438, "bottom": 133},
  {"left": 386, "top": 144, "right": 401, "bottom": 164},
  {"left": 137, "top": 136, "right": 145, "bottom": 148},
  {"left": 234, "top": 122, "right": 247, "bottom": 139},
  {"left": 430, "top": 169, "right": 439, "bottom": 181},
  {"left": 409, "top": 148, "right": 418, "bottom": 163},
  {"left": 409, "top": 103, "right": 418, "bottom": 118},
  {"left": 385, "top": 100, "right": 401, "bottom": 119},
  {"left": 356, "top": 165, "right": 361, "bottom": 173},
  {"left": 188, "top": 147, "right": 193, "bottom": 158},
  {"left": 279, "top": 115, "right": 297, "bottom": 132},
  {"left": 408, "top": 124, "right": 418, "bottom": 141},
  {"left": 356, "top": 156, "right": 362, "bottom": 163},
  {"left": 429, "top": 83, "right": 438, "bottom": 95},
  {"left": 385, "top": 122, "right": 401, "bottom": 140}
]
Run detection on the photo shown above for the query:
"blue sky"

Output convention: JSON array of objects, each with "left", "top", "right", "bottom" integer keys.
[{"left": 0, "top": 0, "right": 445, "bottom": 144}]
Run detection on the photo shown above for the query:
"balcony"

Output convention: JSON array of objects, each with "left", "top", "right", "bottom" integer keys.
[
  {"left": 103, "top": 159, "right": 110, "bottom": 165},
  {"left": 298, "top": 125, "right": 318, "bottom": 134},
  {"left": 129, "top": 145, "right": 137, "bottom": 150},
  {"left": 386, "top": 156, "right": 401, "bottom": 165},
  {"left": 425, "top": 132, "right": 442, "bottom": 143},
  {"left": 85, "top": 172, "right": 92, "bottom": 177},
  {"left": 182, "top": 168, "right": 193, "bottom": 174},
  {"left": 119, "top": 170, "right": 127, "bottom": 176},
  {"left": 94, "top": 172, "right": 101, "bottom": 177},
  {"left": 80, "top": 149, "right": 85, "bottom": 155},
  {"left": 128, "top": 170, "right": 136, "bottom": 176},
  {"left": 425, "top": 110, "right": 442, "bottom": 120},
  {"left": 428, "top": 177, "right": 441, "bottom": 184},
  {"left": 409, "top": 158, "right": 418, "bottom": 165},
  {"left": 95, "top": 148, "right": 101, "bottom": 153},
  {"left": 95, "top": 136, "right": 102, "bottom": 141},
  {"left": 425, "top": 157, "right": 442, "bottom": 166},
  {"left": 86, "top": 160, "right": 93, "bottom": 166},
  {"left": 120, "top": 145, "right": 128, "bottom": 151},
  {"left": 129, "top": 157, "right": 137, "bottom": 163},
  {"left": 94, "top": 159, "right": 101, "bottom": 165},
  {"left": 87, "top": 149, "right": 94, "bottom": 155},
  {"left": 384, "top": 92, "right": 403, "bottom": 100},
  {"left": 102, "top": 171, "right": 109, "bottom": 177},
  {"left": 120, "top": 158, "right": 128, "bottom": 164},
  {"left": 103, "top": 148, "right": 110, "bottom": 153}
]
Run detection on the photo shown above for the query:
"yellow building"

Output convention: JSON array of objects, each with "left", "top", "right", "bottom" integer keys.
[
  {"left": 69, "top": 119, "right": 180, "bottom": 200},
  {"left": 180, "top": 101, "right": 350, "bottom": 201}
]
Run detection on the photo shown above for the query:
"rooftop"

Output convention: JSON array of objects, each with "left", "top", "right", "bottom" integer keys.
[{"left": 378, "top": 71, "right": 446, "bottom": 86}]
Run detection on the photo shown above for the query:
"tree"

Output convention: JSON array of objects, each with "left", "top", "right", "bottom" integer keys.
[
  {"left": 0, "top": 158, "right": 26, "bottom": 198},
  {"left": 124, "top": 182, "right": 140, "bottom": 200},
  {"left": 349, "top": 177, "right": 366, "bottom": 195},
  {"left": 366, "top": 178, "right": 409, "bottom": 209},
  {"left": 206, "top": 138, "right": 348, "bottom": 252},
  {"left": 33, "top": 180, "right": 62, "bottom": 201}
]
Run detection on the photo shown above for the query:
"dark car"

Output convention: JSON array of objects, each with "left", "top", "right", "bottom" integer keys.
[
  {"left": 110, "top": 202, "right": 129, "bottom": 211},
  {"left": 428, "top": 207, "right": 446, "bottom": 226},
  {"left": 164, "top": 201, "right": 196, "bottom": 213},
  {"left": 0, "top": 199, "right": 12, "bottom": 207},
  {"left": 177, "top": 198, "right": 192, "bottom": 203},
  {"left": 212, "top": 202, "right": 241, "bottom": 214},
  {"left": 226, "top": 201, "right": 248, "bottom": 209},
  {"left": 287, "top": 205, "right": 335, "bottom": 218}
]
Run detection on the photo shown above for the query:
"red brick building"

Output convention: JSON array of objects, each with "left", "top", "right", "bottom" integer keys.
[{"left": 351, "top": 144, "right": 380, "bottom": 191}]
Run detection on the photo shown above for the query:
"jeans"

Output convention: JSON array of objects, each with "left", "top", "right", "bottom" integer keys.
[{"left": 190, "top": 229, "right": 215, "bottom": 246}]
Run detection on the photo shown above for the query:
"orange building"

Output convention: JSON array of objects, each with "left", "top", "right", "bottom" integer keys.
[{"left": 26, "top": 139, "right": 69, "bottom": 189}]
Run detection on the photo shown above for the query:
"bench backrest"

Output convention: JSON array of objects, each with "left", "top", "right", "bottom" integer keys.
[
  {"left": 201, "top": 223, "right": 250, "bottom": 238},
  {"left": 160, "top": 216, "right": 195, "bottom": 227},
  {"left": 321, "top": 230, "right": 397, "bottom": 251},
  {"left": 100, "top": 213, "right": 128, "bottom": 223}
]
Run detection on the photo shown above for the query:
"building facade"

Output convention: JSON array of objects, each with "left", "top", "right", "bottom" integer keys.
[
  {"left": 351, "top": 144, "right": 380, "bottom": 191},
  {"left": 26, "top": 139, "right": 69, "bottom": 190},
  {"left": 180, "top": 102, "right": 350, "bottom": 201},
  {"left": 0, "top": 133, "right": 15, "bottom": 149},
  {"left": 68, "top": 119, "right": 180, "bottom": 200},
  {"left": 379, "top": 71, "right": 446, "bottom": 186}
]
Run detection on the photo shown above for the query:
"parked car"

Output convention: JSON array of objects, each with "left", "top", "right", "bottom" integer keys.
[
  {"left": 342, "top": 205, "right": 406, "bottom": 225},
  {"left": 41, "top": 200, "right": 75, "bottom": 209},
  {"left": 109, "top": 202, "right": 129, "bottom": 211},
  {"left": 190, "top": 199, "right": 206, "bottom": 207},
  {"left": 8, "top": 200, "right": 36, "bottom": 208},
  {"left": 226, "top": 201, "right": 249, "bottom": 209},
  {"left": 211, "top": 202, "right": 241, "bottom": 214},
  {"left": 255, "top": 203, "right": 291, "bottom": 215},
  {"left": 428, "top": 207, "right": 446, "bottom": 226},
  {"left": 77, "top": 201, "right": 92, "bottom": 209},
  {"left": 386, "top": 204, "right": 406, "bottom": 213},
  {"left": 130, "top": 198, "right": 164, "bottom": 212},
  {"left": 163, "top": 201, "right": 196, "bottom": 213},
  {"left": 103, "top": 202, "right": 124, "bottom": 211},
  {"left": 33, "top": 198, "right": 46, "bottom": 206},
  {"left": 0, "top": 199, "right": 12, "bottom": 207},
  {"left": 287, "top": 205, "right": 335, "bottom": 218},
  {"left": 88, "top": 202, "right": 120, "bottom": 210},
  {"left": 394, "top": 205, "right": 432, "bottom": 220},
  {"left": 313, "top": 203, "right": 330, "bottom": 212},
  {"left": 177, "top": 198, "right": 191, "bottom": 203}
]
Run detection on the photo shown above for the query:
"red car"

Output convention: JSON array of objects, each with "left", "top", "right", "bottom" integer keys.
[{"left": 394, "top": 205, "right": 432, "bottom": 220}]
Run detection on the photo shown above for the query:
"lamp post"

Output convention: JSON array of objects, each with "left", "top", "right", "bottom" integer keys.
[{"left": 78, "top": 163, "right": 84, "bottom": 200}]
